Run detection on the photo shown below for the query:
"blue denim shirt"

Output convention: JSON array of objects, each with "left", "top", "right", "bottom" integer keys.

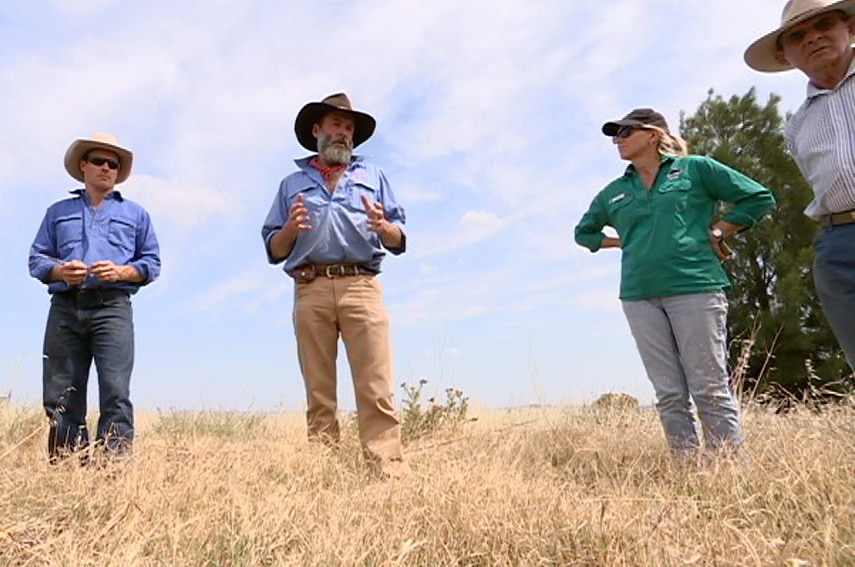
[
  {"left": 29, "top": 189, "right": 161, "bottom": 294},
  {"left": 261, "top": 156, "right": 406, "bottom": 274}
]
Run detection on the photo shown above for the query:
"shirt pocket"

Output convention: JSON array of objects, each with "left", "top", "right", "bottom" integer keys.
[
  {"left": 657, "top": 178, "right": 692, "bottom": 194},
  {"left": 348, "top": 180, "right": 378, "bottom": 212},
  {"left": 108, "top": 218, "right": 136, "bottom": 253},
  {"left": 607, "top": 193, "right": 634, "bottom": 213},
  {"left": 606, "top": 193, "right": 637, "bottom": 222},
  {"left": 656, "top": 178, "right": 693, "bottom": 213},
  {"left": 55, "top": 213, "right": 83, "bottom": 256}
]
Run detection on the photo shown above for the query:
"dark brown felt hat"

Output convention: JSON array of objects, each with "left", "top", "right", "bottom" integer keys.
[{"left": 294, "top": 93, "right": 376, "bottom": 151}]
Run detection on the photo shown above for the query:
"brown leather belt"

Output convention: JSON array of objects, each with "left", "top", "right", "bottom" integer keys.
[
  {"left": 820, "top": 209, "right": 855, "bottom": 227},
  {"left": 291, "top": 263, "right": 375, "bottom": 283}
]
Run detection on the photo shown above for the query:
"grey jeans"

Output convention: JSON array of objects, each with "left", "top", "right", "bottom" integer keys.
[{"left": 622, "top": 291, "right": 742, "bottom": 454}]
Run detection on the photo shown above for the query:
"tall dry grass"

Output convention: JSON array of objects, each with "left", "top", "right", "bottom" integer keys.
[{"left": 0, "top": 400, "right": 853, "bottom": 566}]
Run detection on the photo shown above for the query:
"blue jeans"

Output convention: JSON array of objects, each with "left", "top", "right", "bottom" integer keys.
[
  {"left": 622, "top": 291, "right": 742, "bottom": 454},
  {"left": 42, "top": 290, "right": 135, "bottom": 458},
  {"left": 814, "top": 223, "right": 855, "bottom": 369}
]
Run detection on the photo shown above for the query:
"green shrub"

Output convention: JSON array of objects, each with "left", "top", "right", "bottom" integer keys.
[{"left": 399, "top": 379, "right": 473, "bottom": 444}]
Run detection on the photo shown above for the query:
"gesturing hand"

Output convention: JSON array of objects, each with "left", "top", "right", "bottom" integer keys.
[
  {"left": 58, "top": 260, "right": 88, "bottom": 285},
  {"left": 287, "top": 193, "right": 312, "bottom": 231},
  {"left": 90, "top": 260, "right": 123, "bottom": 282},
  {"left": 361, "top": 195, "right": 390, "bottom": 235}
]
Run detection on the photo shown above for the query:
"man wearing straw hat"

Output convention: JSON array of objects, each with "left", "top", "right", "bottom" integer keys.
[
  {"left": 29, "top": 132, "right": 161, "bottom": 463},
  {"left": 745, "top": 0, "right": 855, "bottom": 369},
  {"left": 261, "top": 93, "right": 409, "bottom": 478}
]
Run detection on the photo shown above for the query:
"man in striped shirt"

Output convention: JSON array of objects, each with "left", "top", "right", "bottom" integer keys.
[{"left": 745, "top": 0, "right": 855, "bottom": 369}]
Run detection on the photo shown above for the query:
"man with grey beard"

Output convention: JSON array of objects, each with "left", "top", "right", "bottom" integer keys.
[{"left": 261, "top": 93, "right": 409, "bottom": 478}]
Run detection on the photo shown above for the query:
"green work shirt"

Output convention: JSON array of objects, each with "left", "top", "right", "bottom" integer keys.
[{"left": 574, "top": 154, "right": 776, "bottom": 300}]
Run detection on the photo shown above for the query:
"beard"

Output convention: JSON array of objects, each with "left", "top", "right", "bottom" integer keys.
[{"left": 317, "top": 133, "right": 353, "bottom": 165}]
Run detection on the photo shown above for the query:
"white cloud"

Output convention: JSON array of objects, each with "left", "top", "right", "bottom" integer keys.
[
  {"left": 130, "top": 174, "right": 239, "bottom": 228},
  {"left": 458, "top": 210, "right": 508, "bottom": 243}
]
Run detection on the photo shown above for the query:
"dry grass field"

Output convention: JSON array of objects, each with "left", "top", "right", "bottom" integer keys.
[{"left": 0, "top": 398, "right": 853, "bottom": 566}]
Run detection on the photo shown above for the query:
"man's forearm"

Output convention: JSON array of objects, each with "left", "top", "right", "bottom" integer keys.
[
  {"left": 380, "top": 224, "right": 404, "bottom": 249},
  {"left": 119, "top": 265, "right": 144, "bottom": 283},
  {"left": 269, "top": 224, "right": 299, "bottom": 260}
]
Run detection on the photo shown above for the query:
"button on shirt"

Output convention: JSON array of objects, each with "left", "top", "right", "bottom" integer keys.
[
  {"left": 262, "top": 156, "right": 406, "bottom": 274},
  {"left": 786, "top": 56, "right": 855, "bottom": 220},
  {"left": 29, "top": 190, "right": 161, "bottom": 294},
  {"left": 575, "top": 154, "right": 775, "bottom": 301}
]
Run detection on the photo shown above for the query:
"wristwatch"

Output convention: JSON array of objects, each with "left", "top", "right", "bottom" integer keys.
[{"left": 711, "top": 227, "right": 724, "bottom": 239}]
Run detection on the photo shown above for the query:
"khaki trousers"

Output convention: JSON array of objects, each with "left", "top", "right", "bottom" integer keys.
[{"left": 293, "top": 274, "right": 404, "bottom": 467}]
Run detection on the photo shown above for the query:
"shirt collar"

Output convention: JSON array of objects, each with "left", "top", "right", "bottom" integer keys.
[
  {"left": 70, "top": 188, "right": 124, "bottom": 201},
  {"left": 295, "top": 154, "right": 364, "bottom": 171},
  {"left": 623, "top": 154, "right": 677, "bottom": 177},
  {"left": 806, "top": 51, "right": 855, "bottom": 99}
]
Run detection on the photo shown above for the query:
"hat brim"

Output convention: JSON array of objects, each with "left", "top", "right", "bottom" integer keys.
[
  {"left": 602, "top": 119, "right": 651, "bottom": 136},
  {"left": 744, "top": 0, "right": 855, "bottom": 73},
  {"left": 294, "top": 102, "right": 376, "bottom": 152},
  {"left": 64, "top": 139, "right": 134, "bottom": 184}
]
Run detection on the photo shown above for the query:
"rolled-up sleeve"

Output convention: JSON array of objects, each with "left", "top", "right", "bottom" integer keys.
[
  {"left": 378, "top": 170, "right": 406, "bottom": 255},
  {"left": 261, "top": 179, "right": 290, "bottom": 265},
  {"left": 574, "top": 193, "right": 609, "bottom": 253},
  {"left": 699, "top": 157, "right": 776, "bottom": 228}
]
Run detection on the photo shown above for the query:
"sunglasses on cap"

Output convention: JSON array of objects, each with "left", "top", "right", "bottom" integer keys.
[
  {"left": 86, "top": 156, "right": 120, "bottom": 170},
  {"left": 778, "top": 13, "right": 845, "bottom": 48}
]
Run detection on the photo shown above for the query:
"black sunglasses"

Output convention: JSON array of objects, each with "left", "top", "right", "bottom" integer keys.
[
  {"left": 613, "top": 126, "right": 640, "bottom": 139},
  {"left": 87, "top": 156, "right": 120, "bottom": 170}
]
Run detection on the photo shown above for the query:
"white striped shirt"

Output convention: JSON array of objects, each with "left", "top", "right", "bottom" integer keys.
[{"left": 786, "top": 56, "right": 855, "bottom": 220}]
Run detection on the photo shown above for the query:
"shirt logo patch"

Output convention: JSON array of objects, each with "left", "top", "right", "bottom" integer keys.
[
  {"left": 666, "top": 168, "right": 684, "bottom": 180},
  {"left": 609, "top": 193, "right": 626, "bottom": 204}
]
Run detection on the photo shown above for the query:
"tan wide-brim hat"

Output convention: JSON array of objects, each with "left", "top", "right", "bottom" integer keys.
[
  {"left": 64, "top": 132, "right": 134, "bottom": 184},
  {"left": 745, "top": 0, "right": 855, "bottom": 72},
  {"left": 294, "top": 93, "right": 376, "bottom": 152}
]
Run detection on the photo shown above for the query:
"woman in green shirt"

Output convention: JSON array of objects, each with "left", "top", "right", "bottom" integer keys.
[{"left": 575, "top": 108, "right": 775, "bottom": 458}]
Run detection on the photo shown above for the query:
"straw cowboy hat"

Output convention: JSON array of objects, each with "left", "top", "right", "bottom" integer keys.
[
  {"left": 745, "top": 0, "right": 855, "bottom": 72},
  {"left": 64, "top": 132, "right": 134, "bottom": 184},
  {"left": 294, "top": 93, "right": 376, "bottom": 152}
]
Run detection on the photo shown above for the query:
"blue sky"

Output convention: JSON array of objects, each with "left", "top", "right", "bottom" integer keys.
[{"left": 0, "top": 0, "right": 810, "bottom": 411}]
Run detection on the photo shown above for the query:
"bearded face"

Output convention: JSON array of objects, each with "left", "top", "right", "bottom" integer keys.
[{"left": 317, "top": 132, "right": 353, "bottom": 165}]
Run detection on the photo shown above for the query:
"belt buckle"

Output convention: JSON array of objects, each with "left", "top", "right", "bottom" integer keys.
[{"left": 324, "top": 265, "right": 344, "bottom": 278}]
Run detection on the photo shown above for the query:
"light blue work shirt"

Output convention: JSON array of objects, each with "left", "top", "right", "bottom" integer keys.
[
  {"left": 261, "top": 156, "right": 406, "bottom": 274},
  {"left": 29, "top": 189, "right": 161, "bottom": 294}
]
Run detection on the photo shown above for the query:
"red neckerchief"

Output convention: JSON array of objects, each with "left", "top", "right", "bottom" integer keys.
[{"left": 309, "top": 156, "right": 346, "bottom": 181}]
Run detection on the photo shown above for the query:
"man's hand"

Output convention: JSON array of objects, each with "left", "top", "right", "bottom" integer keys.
[
  {"left": 269, "top": 194, "right": 312, "bottom": 260},
  {"left": 361, "top": 195, "right": 402, "bottom": 247},
  {"left": 54, "top": 260, "right": 88, "bottom": 285},
  {"left": 90, "top": 260, "right": 142, "bottom": 283},
  {"left": 286, "top": 193, "right": 312, "bottom": 232}
]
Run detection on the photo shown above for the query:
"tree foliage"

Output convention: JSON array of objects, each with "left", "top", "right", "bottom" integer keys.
[{"left": 679, "top": 88, "right": 851, "bottom": 396}]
